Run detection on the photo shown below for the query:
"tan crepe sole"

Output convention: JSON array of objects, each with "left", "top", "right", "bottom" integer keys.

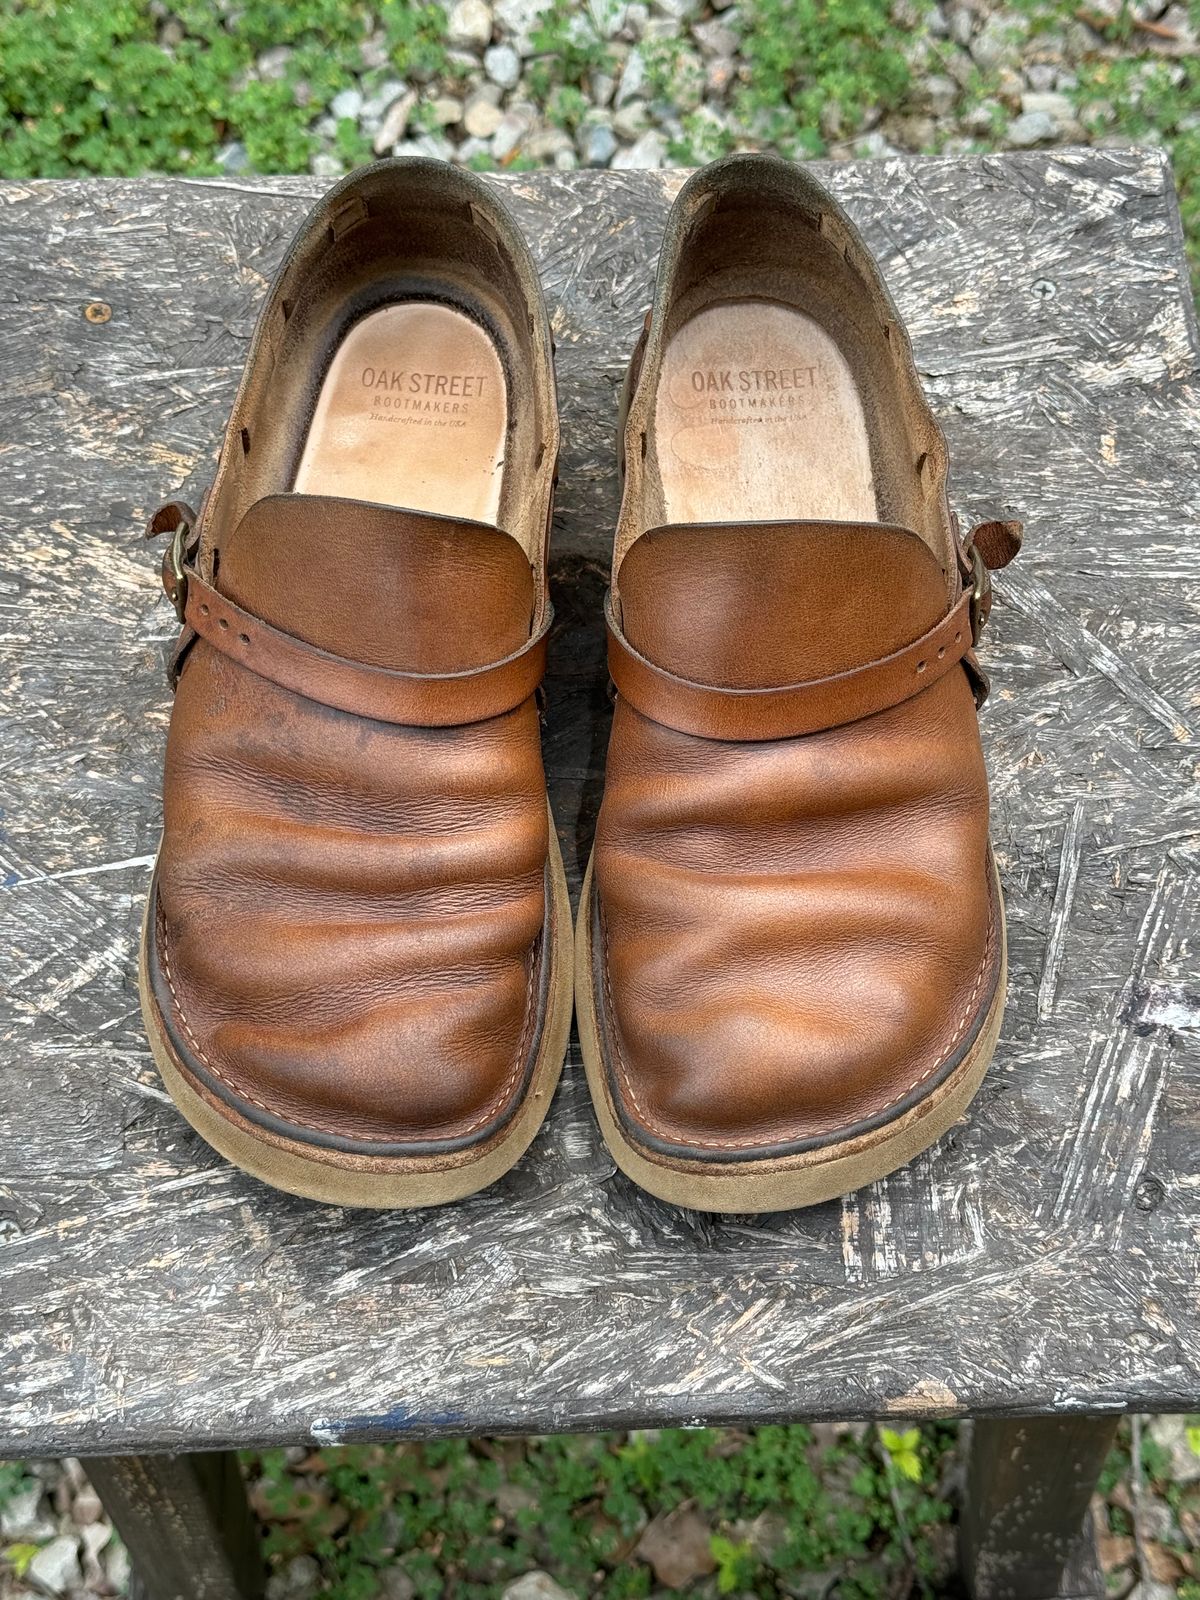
[
  {"left": 575, "top": 851, "right": 1007, "bottom": 1213},
  {"left": 139, "top": 805, "right": 574, "bottom": 1209}
]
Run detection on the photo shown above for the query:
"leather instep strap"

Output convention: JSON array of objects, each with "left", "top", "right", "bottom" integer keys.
[
  {"left": 606, "top": 586, "right": 978, "bottom": 743},
  {"left": 183, "top": 568, "right": 550, "bottom": 727}
]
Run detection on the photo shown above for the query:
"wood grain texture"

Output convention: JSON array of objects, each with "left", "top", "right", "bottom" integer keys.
[
  {"left": 86, "top": 1453, "right": 264, "bottom": 1600},
  {"left": 1, "top": 150, "right": 1198, "bottom": 1455},
  {"left": 961, "top": 1416, "right": 1118, "bottom": 1599}
]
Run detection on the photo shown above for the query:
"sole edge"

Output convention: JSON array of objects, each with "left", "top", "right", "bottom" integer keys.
[
  {"left": 140, "top": 805, "right": 574, "bottom": 1209},
  {"left": 575, "top": 851, "right": 1007, "bottom": 1213}
]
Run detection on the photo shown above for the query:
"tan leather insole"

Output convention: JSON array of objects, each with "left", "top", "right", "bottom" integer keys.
[
  {"left": 295, "top": 303, "right": 507, "bottom": 523},
  {"left": 655, "top": 302, "right": 877, "bottom": 525}
]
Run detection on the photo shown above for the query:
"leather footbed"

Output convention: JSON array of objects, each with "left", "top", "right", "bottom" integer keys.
[
  {"left": 295, "top": 302, "right": 508, "bottom": 524},
  {"left": 654, "top": 300, "right": 877, "bottom": 526}
]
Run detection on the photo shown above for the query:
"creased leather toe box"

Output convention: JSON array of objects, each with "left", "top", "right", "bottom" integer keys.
[
  {"left": 151, "top": 650, "right": 549, "bottom": 1153},
  {"left": 593, "top": 670, "right": 1002, "bottom": 1161}
]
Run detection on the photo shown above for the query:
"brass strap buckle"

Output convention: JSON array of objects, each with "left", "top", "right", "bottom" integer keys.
[
  {"left": 967, "top": 541, "right": 989, "bottom": 645},
  {"left": 167, "top": 520, "right": 191, "bottom": 623}
]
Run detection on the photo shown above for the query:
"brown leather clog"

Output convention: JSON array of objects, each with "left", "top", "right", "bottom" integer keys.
[
  {"left": 142, "top": 160, "right": 571, "bottom": 1206},
  {"left": 577, "top": 155, "right": 1020, "bottom": 1212}
]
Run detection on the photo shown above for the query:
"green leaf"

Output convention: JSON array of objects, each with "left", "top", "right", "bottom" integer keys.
[
  {"left": 896, "top": 1451, "right": 923, "bottom": 1482},
  {"left": 6, "top": 1544, "right": 39, "bottom": 1578},
  {"left": 1186, "top": 1425, "right": 1200, "bottom": 1456}
]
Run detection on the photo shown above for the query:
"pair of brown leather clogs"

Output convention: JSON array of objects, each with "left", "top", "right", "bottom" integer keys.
[{"left": 141, "top": 156, "right": 1019, "bottom": 1213}]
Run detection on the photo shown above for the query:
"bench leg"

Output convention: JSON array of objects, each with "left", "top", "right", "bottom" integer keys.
[
  {"left": 85, "top": 1452, "right": 264, "bottom": 1600},
  {"left": 960, "top": 1416, "right": 1117, "bottom": 1600}
]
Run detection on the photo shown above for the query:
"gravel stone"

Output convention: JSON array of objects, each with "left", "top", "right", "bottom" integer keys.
[
  {"left": 360, "top": 31, "right": 390, "bottom": 70},
  {"left": 216, "top": 140, "right": 251, "bottom": 174},
  {"left": 611, "top": 128, "right": 666, "bottom": 168},
  {"left": 372, "top": 89, "right": 417, "bottom": 153},
  {"left": 636, "top": 1506, "right": 717, "bottom": 1588},
  {"left": 413, "top": 132, "right": 455, "bottom": 160},
  {"left": 28, "top": 1536, "right": 82, "bottom": 1596},
  {"left": 665, "top": 47, "right": 705, "bottom": 111},
  {"left": 964, "top": 98, "right": 1003, "bottom": 134},
  {"left": 491, "top": 109, "right": 532, "bottom": 160},
  {"left": 1019, "top": 89, "right": 1074, "bottom": 126},
  {"left": 580, "top": 120, "right": 618, "bottom": 166},
  {"left": 429, "top": 94, "right": 465, "bottom": 125},
  {"left": 455, "top": 135, "right": 493, "bottom": 163},
  {"left": 1024, "top": 62, "right": 1057, "bottom": 91},
  {"left": 330, "top": 87, "right": 364, "bottom": 120},
  {"left": 256, "top": 45, "right": 293, "bottom": 81},
  {"left": 589, "top": 69, "right": 617, "bottom": 106},
  {"left": 378, "top": 1570, "right": 417, "bottom": 1600},
  {"left": 693, "top": 15, "right": 738, "bottom": 55},
  {"left": 887, "top": 112, "right": 937, "bottom": 147},
  {"left": 612, "top": 100, "right": 649, "bottom": 139},
  {"left": 80, "top": 1521, "right": 112, "bottom": 1584},
  {"left": 622, "top": 0, "right": 650, "bottom": 35},
  {"left": 590, "top": 0, "right": 629, "bottom": 37},
  {"left": 105, "top": 1541, "right": 131, "bottom": 1593},
  {"left": 463, "top": 90, "right": 504, "bottom": 138},
  {"left": 524, "top": 126, "right": 574, "bottom": 159},
  {"left": 855, "top": 129, "right": 901, "bottom": 158},
  {"left": 947, "top": 4, "right": 974, "bottom": 45},
  {"left": 448, "top": 0, "right": 494, "bottom": 49},
  {"left": 311, "top": 152, "right": 345, "bottom": 178},
  {"left": 361, "top": 78, "right": 407, "bottom": 121},
  {"left": 995, "top": 64, "right": 1025, "bottom": 104},
  {"left": 1, "top": 1481, "right": 56, "bottom": 1541},
  {"left": 917, "top": 72, "right": 959, "bottom": 115},
  {"left": 1148, "top": 1416, "right": 1200, "bottom": 1483},
  {"left": 705, "top": 56, "right": 735, "bottom": 96},
  {"left": 971, "top": 13, "right": 1019, "bottom": 69},
  {"left": 280, "top": 1554, "right": 321, "bottom": 1598},
  {"left": 1007, "top": 108, "right": 1056, "bottom": 145},
  {"left": 494, "top": 0, "right": 554, "bottom": 53},
  {"left": 501, "top": 1574, "right": 574, "bottom": 1600},
  {"left": 484, "top": 42, "right": 522, "bottom": 88},
  {"left": 615, "top": 46, "right": 647, "bottom": 106},
  {"left": 1140, "top": 1496, "right": 1184, "bottom": 1544},
  {"left": 71, "top": 1485, "right": 104, "bottom": 1526}
]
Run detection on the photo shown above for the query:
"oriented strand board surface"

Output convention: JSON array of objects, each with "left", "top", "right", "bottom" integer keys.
[{"left": 1, "top": 152, "right": 1198, "bottom": 1455}]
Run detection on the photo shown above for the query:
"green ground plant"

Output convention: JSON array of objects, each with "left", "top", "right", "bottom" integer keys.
[
  {"left": 964, "top": 0, "right": 1200, "bottom": 283},
  {"left": 2, "top": 0, "right": 1197, "bottom": 288},
  {"left": 242, "top": 1423, "right": 959, "bottom": 1599},
  {"left": 0, "top": 0, "right": 449, "bottom": 177},
  {"left": 730, "top": 0, "right": 915, "bottom": 155}
]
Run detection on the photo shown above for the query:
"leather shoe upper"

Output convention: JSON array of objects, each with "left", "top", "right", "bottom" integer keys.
[{"left": 595, "top": 519, "right": 1002, "bottom": 1157}]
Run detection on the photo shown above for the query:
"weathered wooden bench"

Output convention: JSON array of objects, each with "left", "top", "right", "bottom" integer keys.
[{"left": 1, "top": 150, "right": 1198, "bottom": 1600}]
